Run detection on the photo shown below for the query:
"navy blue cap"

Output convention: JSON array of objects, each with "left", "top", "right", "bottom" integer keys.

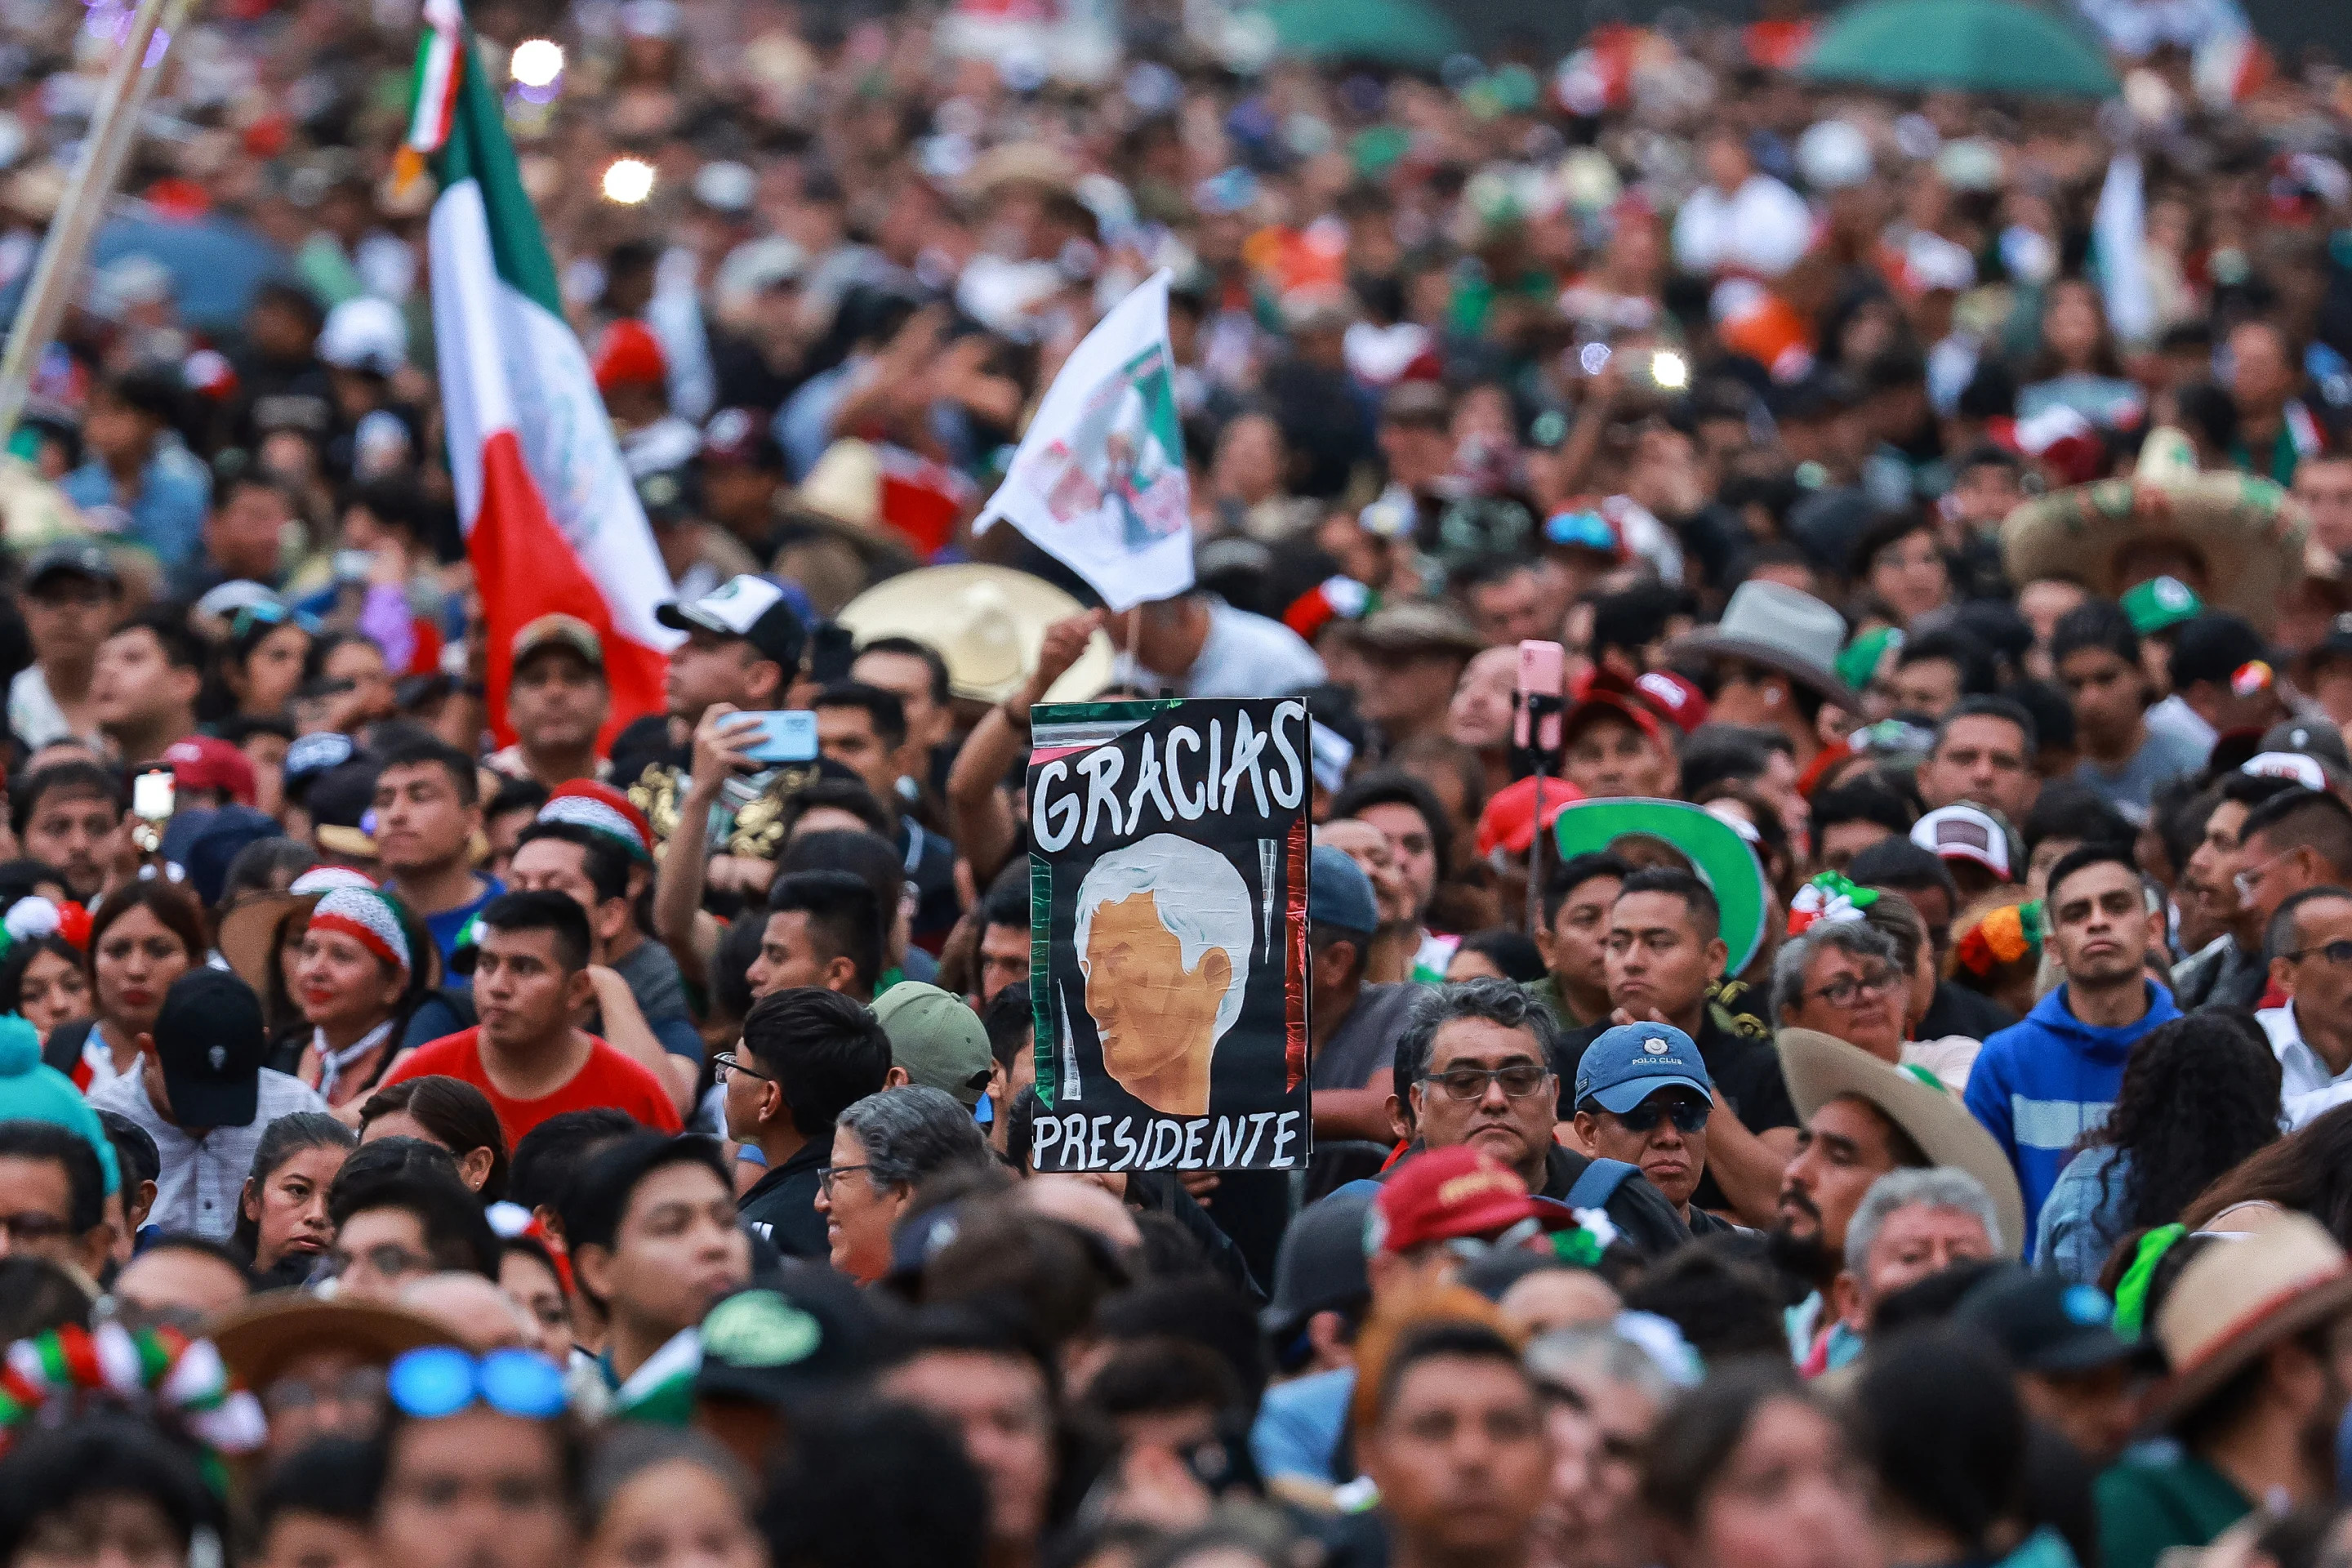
[
  {"left": 1310, "top": 845, "right": 1379, "bottom": 937},
  {"left": 1574, "top": 1022, "right": 1713, "bottom": 1114}
]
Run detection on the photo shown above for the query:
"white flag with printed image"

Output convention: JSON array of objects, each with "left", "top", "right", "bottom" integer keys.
[{"left": 974, "top": 271, "right": 1193, "bottom": 612}]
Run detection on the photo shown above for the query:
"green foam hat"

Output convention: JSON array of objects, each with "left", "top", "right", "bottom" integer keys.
[{"left": 1553, "top": 798, "right": 1771, "bottom": 973}]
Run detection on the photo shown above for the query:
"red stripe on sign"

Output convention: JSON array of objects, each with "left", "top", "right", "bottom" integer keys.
[
  {"left": 468, "top": 430, "right": 669, "bottom": 749},
  {"left": 1285, "top": 814, "right": 1307, "bottom": 1094}
]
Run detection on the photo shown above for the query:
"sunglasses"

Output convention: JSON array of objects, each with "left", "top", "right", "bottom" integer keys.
[
  {"left": 1610, "top": 1098, "right": 1711, "bottom": 1135},
  {"left": 387, "top": 1347, "right": 568, "bottom": 1422},
  {"left": 1422, "top": 1064, "right": 1552, "bottom": 1102},
  {"left": 1544, "top": 510, "right": 1616, "bottom": 553},
  {"left": 229, "top": 600, "right": 323, "bottom": 640}
]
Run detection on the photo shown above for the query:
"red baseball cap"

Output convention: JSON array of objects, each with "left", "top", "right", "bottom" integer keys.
[
  {"left": 162, "top": 736, "right": 256, "bottom": 807},
  {"left": 593, "top": 318, "right": 667, "bottom": 394},
  {"left": 1633, "top": 670, "right": 1709, "bottom": 735},
  {"left": 1371, "top": 1147, "right": 1554, "bottom": 1256},
  {"left": 1476, "top": 774, "right": 1586, "bottom": 859}
]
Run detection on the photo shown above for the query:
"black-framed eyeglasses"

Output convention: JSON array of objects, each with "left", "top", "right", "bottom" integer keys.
[
  {"left": 1611, "top": 1098, "right": 1711, "bottom": 1135},
  {"left": 2284, "top": 939, "right": 2352, "bottom": 967},
  {"left": 714, "top": 1050, "right": 773, "bottom": 1085},
  {"left": 817, "top": 1164, "right": 875, "bottom": 1197},
  {"left": 1806, "top": 968, "right": 1899, "bottom": 1009},
  {"left": 1421, "top": 1064, "right": 1552, "bottom": 1102}
]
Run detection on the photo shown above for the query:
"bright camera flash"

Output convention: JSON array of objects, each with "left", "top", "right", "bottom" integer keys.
[
  {"left": 602, "top": 158, "right": 656, "bottom": 204},
  {"left": 510, "top": 38, "right": 564, "bottom": 87}
]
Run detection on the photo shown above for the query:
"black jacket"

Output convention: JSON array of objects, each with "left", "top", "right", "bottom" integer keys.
[
  {"left": 1535, "top": 1142, "right": 1693, "bottom": 1258},
  {"left": 738, "top": 1142, "right": 828, "bottom": 1259}
]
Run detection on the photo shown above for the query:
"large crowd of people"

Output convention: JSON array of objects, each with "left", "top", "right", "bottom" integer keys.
[{"left": 4, "top": 0, "right": 2352, "bottom": 1566}]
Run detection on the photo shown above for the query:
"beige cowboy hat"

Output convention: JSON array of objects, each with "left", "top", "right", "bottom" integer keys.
[
  {"left": 2000, "top": 425, "right": 2314, "bottom": 632},
  {"left": 1775, "top": 1027, "right": 2027, "bottom": 1253},
  {"left": 2145, "top": 1213, "right": 2352, "bottom": 1426},
  {"left": 775, "top": 439, "right": 920, "bottom": 568},
  {"left": 208, "top": 1296, "right": 448, "bottom": 1392},
  {"left": 835, "top": 563, "right": 1116, "bottom": 704}
]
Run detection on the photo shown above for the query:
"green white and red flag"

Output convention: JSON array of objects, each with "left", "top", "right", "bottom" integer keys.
[{"left": 409, "top": 0, "right": 675, "bottom": 746}]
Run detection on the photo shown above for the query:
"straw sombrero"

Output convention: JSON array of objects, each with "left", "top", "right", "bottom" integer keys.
[
  {"left": 1775, "top": 1027, "right": 2027, "bottom": 1252},
  {"left": 2001, "top": 426, "right": 2314, "bottom": 631},
  {"left": 2145, "top": 1213, "right": 2352, "bottom": 1425},
  {"left": 207, "top": 1296, "right": 448, "bottom": 1392},
  {"left": 835, "top": 563, "right": 1115, "bottom": 704}
]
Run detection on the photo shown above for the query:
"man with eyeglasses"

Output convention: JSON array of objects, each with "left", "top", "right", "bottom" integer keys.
[
  {"left": 0, "top": 1119, "right": 114, "bottom": 1279},
  {"left": 1966, "top": 844, "right": 2177, "bottom": 1254},
  {"left": 1391, "top": 979, "right": 1688, "bottom": 1258},
  {"left": 2259, "top": 887, "right": 2352, "bottom": 1127},
  {"left": 724, "top": 987, "right": 891, "bottom": 1258},
  {"left": 1570, "top": 1023, "right": 1735, "bottom": 1236},
  {"left": 2233, "top": 787, "right": 2352, "bottom": 947}
]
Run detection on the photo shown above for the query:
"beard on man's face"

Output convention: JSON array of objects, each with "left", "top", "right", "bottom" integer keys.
[{"left": 1767, "top": 1186, "right": 1836, "bottom": 1285}]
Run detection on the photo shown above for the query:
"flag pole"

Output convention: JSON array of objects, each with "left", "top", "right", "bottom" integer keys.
[{"left": 0, "top": 0, "right": 186, "bottom": 447}]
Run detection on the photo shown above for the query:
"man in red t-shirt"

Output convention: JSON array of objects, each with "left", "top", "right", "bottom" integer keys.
[{"left": 385, "top": 889, "right": 681, "bottom": 1146}]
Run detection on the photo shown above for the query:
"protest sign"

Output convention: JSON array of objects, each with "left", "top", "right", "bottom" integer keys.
[{"left": 1026, "top": 697, "right": 1311, "bottom": 1173}]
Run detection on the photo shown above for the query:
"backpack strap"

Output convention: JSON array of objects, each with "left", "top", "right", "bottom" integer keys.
[
  {"left": 42, "top": 1018, "right": 93, "bottom": 1078},
  {"left": 1563, "top": 1156, "right": 1638, "bottom": 1213}
]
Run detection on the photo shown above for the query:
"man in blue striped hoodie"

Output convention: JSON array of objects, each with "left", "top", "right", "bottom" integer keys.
[{"left": 1964, "top": 843, "right": 2179, "bottom": 1256}]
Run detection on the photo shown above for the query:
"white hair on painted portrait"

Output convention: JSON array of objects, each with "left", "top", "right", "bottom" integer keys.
[{"left": 1073, "top": 833, "right": 1255, "bottom": 1040}]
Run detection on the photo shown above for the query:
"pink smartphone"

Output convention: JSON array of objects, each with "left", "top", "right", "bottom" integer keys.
[{"left": 1516, "top": 640, "right": 1566, "bottom": 752}]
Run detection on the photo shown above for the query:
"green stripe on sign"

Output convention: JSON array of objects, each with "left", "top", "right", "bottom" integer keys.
[{"left": 1029, "top": 853, "right": 1053, "bottom": 1111}]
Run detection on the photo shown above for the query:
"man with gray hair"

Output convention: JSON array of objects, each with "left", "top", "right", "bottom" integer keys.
[
  {"left": 1830, "top": 1166, "right": 2002, "bottom": 1343},
  {"left": 1075, "top": 832, "right": 1256, "bottom": 1116},
  {"left": 1773, "top": 918, "right": 1907, "bottom": 1065}
]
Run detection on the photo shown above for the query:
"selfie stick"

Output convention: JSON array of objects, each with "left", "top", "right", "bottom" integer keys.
[{"left": 1516, "top": 641, "right": 1567, "bottom": 936}]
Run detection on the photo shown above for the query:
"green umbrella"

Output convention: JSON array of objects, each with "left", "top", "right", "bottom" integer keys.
[
  {"left": 1262, "top": 0, "right": 1463, "bottom": 68},
  {"left": 1802, "top": 0, "right": 2120, "bottom": 98}
]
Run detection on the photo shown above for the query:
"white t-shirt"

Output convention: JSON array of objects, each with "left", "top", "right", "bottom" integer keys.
[{"left": 1673, "top": 176, "right": 1814, "bottom": 279}]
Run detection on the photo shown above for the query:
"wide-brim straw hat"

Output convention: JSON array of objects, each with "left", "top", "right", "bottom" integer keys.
[
  {"left": 207, "top": 1296, "right": 448, "bottom": 1391},
  {"left": 2001, "top": 425, "right": 2313, "bottom": 631},
  {"left": 1775, "top": 1027, "right": 2027, "bottom": 1252},
  {"left": 835, "top": 563, "right": 1115, "bottom": 704},
  {"left": 2145, "top": 1212, "right": 2352, "bottom": 1426}
]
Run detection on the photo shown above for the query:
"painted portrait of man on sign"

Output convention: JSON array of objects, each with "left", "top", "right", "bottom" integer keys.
[{"left": 1075, "top": 834, "right": 1254, "bottom": 1116}]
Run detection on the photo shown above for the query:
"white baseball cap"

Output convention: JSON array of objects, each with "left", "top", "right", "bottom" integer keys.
[{"left": 1910, "top": 804, "right": 2012, "bottom": 879}]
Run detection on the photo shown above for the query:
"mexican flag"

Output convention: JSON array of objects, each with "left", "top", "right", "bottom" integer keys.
[{"left": 412, "top": 0, "right": 675, "bottom": 746}]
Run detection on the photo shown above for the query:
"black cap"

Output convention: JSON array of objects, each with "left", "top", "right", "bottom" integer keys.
[
  {"left": 1953, "top": 1266, "right": 2159, "bottom": 1375},
  {"left": 693, "top": 1271, "right": 882, "bottom": 1409},
  {"left": 1261, "top": 1189, "right": 1374, "bottom": 1342},
  {"left": 653, "top": 574, "right": 807, "bottom": 672},
  {"left": 154, "top": 969, "right": 269, "bottom": 1128},
  {"left": 635, "top": 467, "right": 693, "bottom": 528},
  {"left": 25, "top": 541, "right": 122, "bottom": 592},
  {"left": 2259, "top": 719, "right": 2352, "bottom": 773},
  {"left": 2168, "top": 612, "right": 2272, "bottom": 692}
]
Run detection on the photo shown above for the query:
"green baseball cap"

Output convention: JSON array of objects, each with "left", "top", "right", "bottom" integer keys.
[
  {"left": 1835, "top": 626, "right": 1903, "bottom": 692},
  {"left": 2121, "top": 576, "right": 2203, "bottom": 636},
  {"left": 871, "top": 982, "right": 993, "bottom": 1109}
]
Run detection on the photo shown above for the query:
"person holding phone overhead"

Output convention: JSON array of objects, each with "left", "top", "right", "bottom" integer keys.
[{"left": 636, "top": 576, "right": 845, "bottom": 987}]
